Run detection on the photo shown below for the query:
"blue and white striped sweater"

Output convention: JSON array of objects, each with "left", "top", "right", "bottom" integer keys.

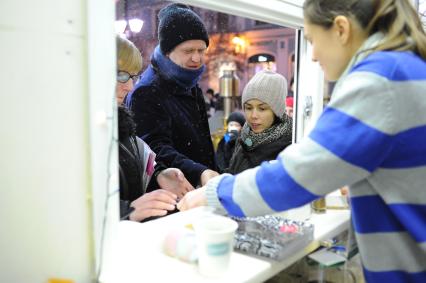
[{"left": 205, "top": 35, "right": 426, "bottom": 283}]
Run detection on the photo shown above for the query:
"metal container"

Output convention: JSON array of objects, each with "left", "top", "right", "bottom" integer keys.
[
  {"left": 219, "top": 70, "right": 240, "bottom": 98},
  {"left": 219, "top": 70, "right": 240, "bottom": 122}
]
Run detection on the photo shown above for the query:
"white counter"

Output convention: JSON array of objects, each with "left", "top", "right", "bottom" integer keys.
[{"left": 100, "top": 207, "right": 350, "bottom": 283}]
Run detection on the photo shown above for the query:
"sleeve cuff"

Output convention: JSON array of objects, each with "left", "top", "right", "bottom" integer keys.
[
  {"left": 205, "top": 174, "right": 232, "bottom": 215},
  {"left": 185, "top": 163, "right": 208, "bottom": 187}
]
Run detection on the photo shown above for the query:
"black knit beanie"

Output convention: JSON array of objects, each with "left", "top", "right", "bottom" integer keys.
[
  {"left": 227, "top": 111, "right": 246, "bottom": 127},
  {"left": 158, "top": 3, "right": 209, "bottom": 54}
]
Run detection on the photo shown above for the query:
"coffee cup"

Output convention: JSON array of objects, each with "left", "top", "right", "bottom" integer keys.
[{"left": 193, "top": 215, "right": 238, "bottom": 277}]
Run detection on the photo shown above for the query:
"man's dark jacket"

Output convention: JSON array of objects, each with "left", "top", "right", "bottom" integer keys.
[{"left": 127, "top": 65, "right": 217, "bottom": 187}]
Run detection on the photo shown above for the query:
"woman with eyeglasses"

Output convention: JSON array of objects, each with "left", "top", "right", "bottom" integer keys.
[
  {"left": 116, "top": 35, "right": 194, "bottom": 221},
  {"left": 116, "top": 36, "right": 142, "bottom": 105}
]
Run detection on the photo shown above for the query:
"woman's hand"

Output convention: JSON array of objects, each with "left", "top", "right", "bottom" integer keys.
[
  {"left": 200, "top": 169, "right": 219, "bottom": 186},
  {"left": 129, "top": 189, "right": 177, "bottom": 222},
  {"left": 177, "top": 186, "right": 207, "bottom": 211},
  {"left": 156, "top": 168, "right": 194, "bottom": 199}
]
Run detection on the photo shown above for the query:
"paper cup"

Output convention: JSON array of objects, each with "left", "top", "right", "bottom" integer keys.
[{"left": 193, "top": 215, "right": 238, "bottom": 277}]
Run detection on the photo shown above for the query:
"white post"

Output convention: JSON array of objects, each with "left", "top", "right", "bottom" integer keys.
[{"left": 0, "top": 0, "right": 117, "bottom": 282}]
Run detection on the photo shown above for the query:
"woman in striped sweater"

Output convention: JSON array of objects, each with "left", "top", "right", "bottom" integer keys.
[{"left": 178, "top": 0, "right": 426, "bottom": 282}]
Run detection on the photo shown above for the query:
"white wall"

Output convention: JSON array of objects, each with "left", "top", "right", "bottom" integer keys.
[
  {"left": 0, "top": 0, "right": 117, "bottom": 282},
  {"left": 180, "top": 0, "right": 304, "bottom": 28},
  {"left": 295, "top": 31, "right": 325, "bottom": 141},
  {"left": 87, "top": 0, "right": 120, "bottom": 279}
]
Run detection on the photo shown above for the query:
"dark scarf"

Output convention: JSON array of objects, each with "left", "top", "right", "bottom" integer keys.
[
  {"left": 240, "top": 116, "right": 293, "bottom": 150},
  {"left": 151, "top": 45, "right": 205, "bottom": 89}
]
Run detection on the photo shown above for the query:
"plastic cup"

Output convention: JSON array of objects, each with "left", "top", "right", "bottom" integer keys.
[{"left": 193, "top": 215, "right": 238, "bottom": 277}]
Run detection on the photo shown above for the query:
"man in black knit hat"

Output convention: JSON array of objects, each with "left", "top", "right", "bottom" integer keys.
[{"left": 126, "top": 3, "right": 219, "bottom": 188}]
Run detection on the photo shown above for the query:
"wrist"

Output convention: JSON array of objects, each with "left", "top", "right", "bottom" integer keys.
[
  {"left": 205, "top": 174, "right": 229, "bottom": 214},
  {"left": 154, "top": 164, "right": 167, "bottom": 181}
]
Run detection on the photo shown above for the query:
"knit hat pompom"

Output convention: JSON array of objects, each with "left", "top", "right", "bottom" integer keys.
[
  {"left": 242, "top": 70, "right": 288, "bottom": 118},
  {"left": 227, "top": 111, "right": 246, "bottom": 127},
  {"left": 286, "top": 96, "right": 294, "bottom": 108},
  {"left": 158, "top": 3, "right": 209, "bottom": 54}
]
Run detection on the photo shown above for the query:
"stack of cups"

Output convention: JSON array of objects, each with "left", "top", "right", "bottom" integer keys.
[{"left": 193, "top": 215, "right": 238, "bottom": 277}]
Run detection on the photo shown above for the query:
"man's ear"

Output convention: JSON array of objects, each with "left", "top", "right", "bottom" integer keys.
[{"left": 333, "top": 15, "right": 351, "bottom": 45}]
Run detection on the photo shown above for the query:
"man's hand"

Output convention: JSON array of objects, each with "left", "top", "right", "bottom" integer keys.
[
  {"left": 177, "top": 186, "right": 207, "bottom": 211},
  {"left": 200, "top": 169, "right": 219, "bottom": 186},
  {"left": 156, "top": 168, "right": 194, "bottom": 199},
  {"left": 129, "top": 189, "right": 177, "bottom": 222}
]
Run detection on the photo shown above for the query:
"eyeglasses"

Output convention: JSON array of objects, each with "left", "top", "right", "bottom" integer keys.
[{"left": 117, "top": 70, "right": 139, "bottom": 83}]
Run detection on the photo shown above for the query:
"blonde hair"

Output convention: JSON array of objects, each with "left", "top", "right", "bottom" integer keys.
[
  {"left": 116, "top": 35, "right": 143, "bottom": 74},
  {"left": 303, "top": 0, "right": 426, "bottom": 59}
]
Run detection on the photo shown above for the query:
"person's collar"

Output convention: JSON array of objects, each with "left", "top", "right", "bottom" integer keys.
[
  {"left": 339, "top": 32, "right": 385, "bottom": 80},
  {"left": 151, "top": 45, "right": 205, "bottom": 89}
]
